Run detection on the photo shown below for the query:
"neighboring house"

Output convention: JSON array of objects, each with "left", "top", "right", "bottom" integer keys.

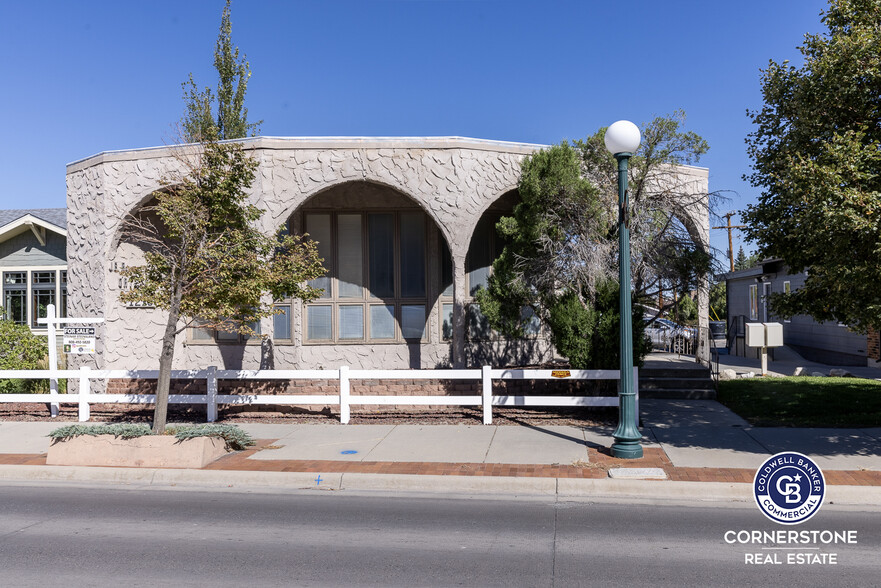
[
  {"left": 725, "top": 259, "right": 878, "bottom": 366},
  {"left": 66, "top": 137, "right": 710, "bottom": 371},
  {"left": 0, "top": 208, "right": 68, "bottom": 333}
]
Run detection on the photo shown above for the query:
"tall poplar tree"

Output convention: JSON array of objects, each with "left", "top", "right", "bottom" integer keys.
[{"left": 181, "top": 0, "right": 261, "bottom": 142}]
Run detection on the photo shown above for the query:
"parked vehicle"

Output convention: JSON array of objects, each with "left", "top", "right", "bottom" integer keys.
[{"left": 644, "top": 317, "right": 697, "bottom": 354}]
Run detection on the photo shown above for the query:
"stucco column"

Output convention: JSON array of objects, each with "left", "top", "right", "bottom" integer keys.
[{"left": 451, "top": 252, "right": 467, "bottom": 368}]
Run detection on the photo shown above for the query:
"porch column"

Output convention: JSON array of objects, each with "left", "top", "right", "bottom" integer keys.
[{"left": 451, "top": 252, "right": 467, "bottom": 368}]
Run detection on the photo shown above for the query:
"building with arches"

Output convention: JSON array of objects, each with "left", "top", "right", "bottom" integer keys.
[{"left": 66, "top": 137, "right": 710, "bottom": 372}]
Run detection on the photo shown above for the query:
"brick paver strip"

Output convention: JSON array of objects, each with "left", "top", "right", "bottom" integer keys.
[{"left": 3, "top": 441, "right": 880, "bottom": 486}]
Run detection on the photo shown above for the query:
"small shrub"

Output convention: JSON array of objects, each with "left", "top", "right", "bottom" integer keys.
[
  {"left": 48, "top": 423, "right": 255, "bottom": 451},
  {"left": 0, "top": 316, "right": 50, "bottom": 394},
  {"left": 168, "top": 424, "right": 255, "bottom": 451}
]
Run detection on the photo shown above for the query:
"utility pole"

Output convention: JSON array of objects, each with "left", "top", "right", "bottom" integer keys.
[{"left": 712, "top": 212, "right": 746, "bottom": 272}]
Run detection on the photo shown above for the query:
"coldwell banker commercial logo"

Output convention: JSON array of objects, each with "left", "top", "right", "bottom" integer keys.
[
  {"left": 754, "top": 451, "right": 825, "bottom": 524},
  {"left": 723, "top": 451, "right": 858, "bottom": 566}
]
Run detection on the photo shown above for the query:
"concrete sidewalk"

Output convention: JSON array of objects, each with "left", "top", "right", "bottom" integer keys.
[{"left": 2, "top": 398, "right": 880, "bottom": 504}]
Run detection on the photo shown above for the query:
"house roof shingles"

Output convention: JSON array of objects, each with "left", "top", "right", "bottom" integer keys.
[{"left": 0, "top": 208, "right": 66, "bottom": 230}]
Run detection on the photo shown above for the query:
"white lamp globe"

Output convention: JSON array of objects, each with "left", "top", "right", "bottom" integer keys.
[{"left": 604, "top": 120, "right": 641, "bottom": 155}]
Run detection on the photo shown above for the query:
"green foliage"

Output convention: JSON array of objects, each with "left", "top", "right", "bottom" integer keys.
[
  {"left": 733, "top": 246, "right": 759, "bottom": 271},
  {"left": 181, "top": 0, "right": 260, "bottom": 142},
  {"left": 670, "top": 293, "right": 698, "bottom": 324},
  {"left": 119, "top": 137, "right": 325, "bottom": 434},
  {"left": 0, "top": 316, "right": 49, "bottom": 394},
  {"left": 49, "top": 423, "right": 153, "bottom": 440},
  {"left": 48, "top": 423, "right": 256, "bottom": 451},
  {"left": 544, "top": 281, "right": 651, "bottom": 369},
  {"left": 744, "top": 0, "right": 881, "bottom": 332},
  {"left": 168, "top": 423, "right": 255, "bottom": 451},
  {"left": 718, "top": 376, "right": 881, "bottom": 427},
  {"left": 120, "top": 138, "right": 325, "bottom": 337},
  {"left": 476, "top": 113, "right": 711, "bottom": 367},
  {"left": 709, "top": 280, "right": 726, "bottom": 320}
]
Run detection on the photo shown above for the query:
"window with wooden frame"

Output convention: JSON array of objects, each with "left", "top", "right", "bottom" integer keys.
[{"left": 287, "top": 210, "right": 430, "bottom": 344}]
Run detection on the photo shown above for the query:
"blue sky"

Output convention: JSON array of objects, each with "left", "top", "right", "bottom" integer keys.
[{"left": 0, "top": 0, "right": 829, "bottom": 265}]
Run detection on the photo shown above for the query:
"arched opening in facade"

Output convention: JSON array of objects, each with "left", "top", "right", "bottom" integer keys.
[{"left": 272, "top": 180, "right": 454, "bottom": 368}]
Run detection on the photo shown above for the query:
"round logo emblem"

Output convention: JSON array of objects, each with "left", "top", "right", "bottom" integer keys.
[{"left": 753, "top": 452, "right": 825, "bottom": 525}]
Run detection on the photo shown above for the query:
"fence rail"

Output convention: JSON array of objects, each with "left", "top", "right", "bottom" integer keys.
[{"left": 0, "top": 366, "right": 638, "bottom": 426}]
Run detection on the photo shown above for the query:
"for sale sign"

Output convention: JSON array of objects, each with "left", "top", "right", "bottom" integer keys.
[{"left": 63, "top": 327, "right": 96, "bottom": 354}]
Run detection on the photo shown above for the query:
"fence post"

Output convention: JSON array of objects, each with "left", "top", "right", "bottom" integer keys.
[
  {"left": 339, "top": 366, "right": 350, "bottom": 424},
  {"left": 633, "top": 366, "right": 640, "bottom": 429},
  {"left": 206, "top": 366, "right": 218, "bottom": 423},
  {"left": 47, "top": 303, "right": 59, "bottom": 418},
  {"left": 78, "top": 365, "right": 90, "bottom": 422},
  {"left": 482, "top": 365, "right": 492, "bottom": 425}
]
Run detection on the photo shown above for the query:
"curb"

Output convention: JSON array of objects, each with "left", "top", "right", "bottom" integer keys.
[{"left": 3, "top": 464, "right": 881, "bottom": 506}]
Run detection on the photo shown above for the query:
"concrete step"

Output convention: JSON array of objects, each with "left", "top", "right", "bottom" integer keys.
[
  {"left": 638, "top": 378, "right": 715, "bottom": 390},
  {"left": 639, "top": 388, "right": 717, "bottom": 400},
  {"left": 641, "top": 368, "right": 711, "bottom": 379}
]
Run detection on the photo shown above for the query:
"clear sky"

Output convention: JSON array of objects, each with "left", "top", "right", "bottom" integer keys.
[{"left": 0, "top": 0, "right": 829, "bottom": 265}]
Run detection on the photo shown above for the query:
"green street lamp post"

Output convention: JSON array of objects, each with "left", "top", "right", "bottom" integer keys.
[{"left": 605, "top": 120, "right": 643, "bottom": 459}]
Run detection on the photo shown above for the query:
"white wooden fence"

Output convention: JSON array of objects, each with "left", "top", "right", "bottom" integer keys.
[{"left": 0, "top": 366, "right": 638, "bottom": 426}]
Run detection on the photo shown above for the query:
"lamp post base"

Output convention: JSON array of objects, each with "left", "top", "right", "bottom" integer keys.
[{"left": 610, "top": 439, "right": 644, "bottom": 459}]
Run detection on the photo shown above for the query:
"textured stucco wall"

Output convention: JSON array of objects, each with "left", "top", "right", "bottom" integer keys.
[
  {"left": 66, "top": 138, "right": 533, "bottom": 370},
  {"left": 66, "top": 137, "right": 710, "bottom": 371}
]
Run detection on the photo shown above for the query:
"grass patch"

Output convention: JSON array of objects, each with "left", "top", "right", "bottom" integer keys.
[
  {"left": 717, "top": 377, "right": 881, "bottom": 427},
  {"left": 48, "top": 423, "right": 255, "bottom": 451}
]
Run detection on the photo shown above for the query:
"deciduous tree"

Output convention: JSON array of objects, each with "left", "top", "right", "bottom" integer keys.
[
  {"left": 120, "top": 139, "right": 324, "bottom": 433},
  {"left": 743, "top": 0, "right": 881, "bottom": 331}
]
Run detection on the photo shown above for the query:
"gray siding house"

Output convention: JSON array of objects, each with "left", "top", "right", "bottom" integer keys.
[
  {"left": 725, "top": 259, "right": 875, "bottom": 366},
  {"left": 0, "top": 209, "right": 68, "bottom": 332}
]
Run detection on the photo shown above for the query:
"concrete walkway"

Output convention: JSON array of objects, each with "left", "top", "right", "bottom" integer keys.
[
  {"left": 2, "top": 396, "right": 880, "bottom": 504},
  {"left": 3, "top": 351, "right": 881, "bottom": 500}
]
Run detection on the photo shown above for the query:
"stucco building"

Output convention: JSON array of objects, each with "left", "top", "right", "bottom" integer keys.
[{"left": 66, "top": 137, "right": 711, "bottom": 371}]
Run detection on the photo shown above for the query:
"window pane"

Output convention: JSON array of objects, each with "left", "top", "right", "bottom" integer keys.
[
  {"left": 32, "top": 289, "right": 55, "bottom": 327},
  {"left": 4, "top": 272, "right": 26, "bottom": 285},
  {"left": 216, "top": 323, "right": 239, "bottom": 341},
  {"left": 307, "top": 305, "right": 332, "bottom": 341},
  {"left": 467, "top": 216, "right": 494, "bottom": 295},
  {"left": 400, "top": 212, "right": 425, "bottom": 298},
  {"left": 368, "top": 213, "right": 395, "bottom": 298},
  {"left": 370, "top": 304, "right": 395, "bottom": 339},
  {"left": 306, "top": 213, "right": 332, "bottom": 298},
  {"left": 242, "top": 320, "right": 261, "bottom": 341},
  {"left": 401, "top": 304, "right": 425, "bottom": 339},
  {"left": 442, "top": 303, "right": 454, "bottom": 341},
  {"left": 339, "top": 305, "right": 364, "bottom": 340},
  {"left": 32, "top": 271, "right": 55, "bottom": 285},
  {"left": 440, "top": 238, "right": 453, "bottom": 297},
  {"left": 4, "top": 289, "right": 26, "bottom": 324},
  {"left": 468, "top": 304, "right": 490, "bottom": 340},
  {"left": 338, "top": 214, "right": 363, "bottom": 298},
  {"left": 192, "top": 321, "right": 214, "bottom": 341},
  {"left": 521, "top": 306, "right": 540, "bottom": 336},
  {"left": 273, "top": 306, "right": 291, "bottom": 340},
  {"left": 60, "top": 271, "right": 67, "bottom": 318}
]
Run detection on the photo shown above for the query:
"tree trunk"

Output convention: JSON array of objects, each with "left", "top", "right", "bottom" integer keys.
[{"left": 153, "top": 292, "right": 182, "bottom": 434}]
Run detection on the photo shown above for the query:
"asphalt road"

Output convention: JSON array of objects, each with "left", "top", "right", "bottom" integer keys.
[{"left": 0, "top": 483, "right": 879, "bottom": 587}]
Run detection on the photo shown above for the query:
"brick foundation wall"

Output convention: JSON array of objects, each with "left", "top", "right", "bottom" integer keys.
[
  {"left": 105, "top": 377, "right": 617, "bottom": 414},
  {"left": 868, "top": 329, "right": 880, "bottom": 361}
]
